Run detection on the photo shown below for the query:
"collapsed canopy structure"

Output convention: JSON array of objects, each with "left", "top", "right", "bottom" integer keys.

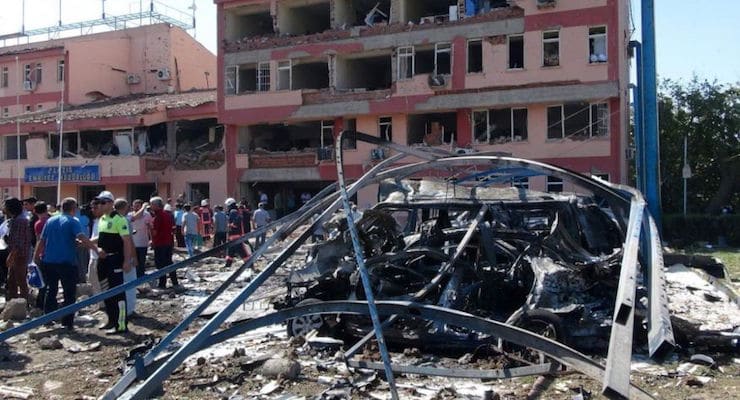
[{"left": 2, "top": 131, "right": 683, "bottom": 400}]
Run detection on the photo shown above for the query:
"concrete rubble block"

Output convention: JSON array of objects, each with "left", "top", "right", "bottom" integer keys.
[
  {"left": 0, "top": 385, "right": 34, "bottom": 399},
  {"left": 1, "top": 299, "right": 28, "bottom": 321},
  {"left": 43, "top": 380, "right": 64, "bottom": 394},
  {"left": 256, "top": 358, "right": 301, "bottom": 380},
  {"left": 38, "top": 336, "right": 63, "bottom": 350},
  {"left": 690, "top": 354, "right": 716, "bottom": 367}
]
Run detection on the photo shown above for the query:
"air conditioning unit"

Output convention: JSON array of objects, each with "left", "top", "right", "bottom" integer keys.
[
  {"left": 23, "top": 80, "right": 35, "bottom": 91},
  {"left": 156, "top": 68, "right": 171, "bottom": 81},
  {"left": 536, "top": 0, "right": 556, "bottom": 8},
  {"left": 126, "top": 73, "right": 141, "bottom": 85}
]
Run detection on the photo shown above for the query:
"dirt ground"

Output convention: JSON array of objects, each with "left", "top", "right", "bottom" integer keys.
[{"left": 1, "top": 248, "right": 738, "bottom": 400}]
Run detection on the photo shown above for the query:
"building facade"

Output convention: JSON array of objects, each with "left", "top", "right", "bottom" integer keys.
[
  {"left": 0, "top": 24, "right": 221, "bottom": 205},
  {"left": 217, "top": 0, "right": 631, "bottom": 207}
]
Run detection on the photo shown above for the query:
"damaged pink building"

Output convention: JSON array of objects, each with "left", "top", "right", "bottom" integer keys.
[
  {"left": 217, "top": 0, "right": 631, "bottom": 207},
  {"left": 0, "top": 23, "right": 221, "bottom": 205}
]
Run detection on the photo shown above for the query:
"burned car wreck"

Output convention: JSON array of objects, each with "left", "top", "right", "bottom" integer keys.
[{"left": 280, "top": 180, "right": 628, "bottom": 353}]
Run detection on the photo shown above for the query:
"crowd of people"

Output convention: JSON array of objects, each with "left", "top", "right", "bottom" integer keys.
[{"left": 0, "top": 192, "right": 269, "bottom": 334}]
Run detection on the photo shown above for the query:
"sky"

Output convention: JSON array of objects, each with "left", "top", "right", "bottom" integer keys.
[{"left": 0, "top": 0, "right": 738, "bottom": 84}]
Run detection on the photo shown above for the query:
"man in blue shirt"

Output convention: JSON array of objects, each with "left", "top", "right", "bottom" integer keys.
[
  {"left": 212, "top": 205, "right": 228, "bottom": 249},
  {"left": 33, "top": 197, "right": 103, "bottom": 330}
]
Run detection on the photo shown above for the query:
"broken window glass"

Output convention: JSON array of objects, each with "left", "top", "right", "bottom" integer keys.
[
  {"left": 472, "top": 110, "right": 489, "bottom": 143},
  {"left": 589, "top": 26, "right": 607, "bottom": 63},
  {"left": 415, "top": 47, "right": 435, "bottom": 75},
  {"left": 547, "top": 105, "right": 564, "bottom": 139},
  {"left": 435, "top": 43, "right": 451, "bottom": 75},
  {"left": 490, "top": 108, "right": 512, "bottom": 143},
  {"left": 590, "top": 103, "right": 609, "bottom": 136},
  {"left": 397, "top": 46, "right": 414, "bottom": 80},
  {"left": 542, "top": 30, "right": 559, "bottom": 67},
  {"left": 48, "top": 132, "right": 79, "bottom": 158},
  {"left": 508, "top": 35, "right": 524, "bottom": 69},
  {"left": 467, "top": 39, "right": 483, "bottom": 73},
  {"left": 225, "top": 65, "right": 237, "bottom": 95},
  {"left": 379, "top": 117, "right": 392, "bottom": 142},
  {"left": 513, "top": 108, "right": 528, "bottom": 141}
]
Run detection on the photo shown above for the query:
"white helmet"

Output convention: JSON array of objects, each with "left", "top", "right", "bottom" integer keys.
[
  {"left": 225, "top": 197, "right": 236, "bottom": 207},
  {"left": 201, "top": 199, "right": 209, "bottom": 207}
]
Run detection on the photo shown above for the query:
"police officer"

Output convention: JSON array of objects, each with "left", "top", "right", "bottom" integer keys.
[{"left": 95, "top": 191, "right": 135, "bottom": 334}]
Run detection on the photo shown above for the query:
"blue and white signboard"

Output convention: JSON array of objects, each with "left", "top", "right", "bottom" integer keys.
[{"left": 24, "top": 165, "right": 100, "bottom": 183}]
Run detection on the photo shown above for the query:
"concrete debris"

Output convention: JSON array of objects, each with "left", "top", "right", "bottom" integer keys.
[
  {"left": 1, "top": 298, "right": 28, "bottom": 321},
  {"left": 76, "top": 283, "right": 94, "bottom": 298},
  {"left": 0, "top": 385, "right": 34, "bottom": 399},
  {"left": 38, "top": 336, "right": 63, "bottom": 350},
  {"left": 305, "top": 330, "right": 344, "bottom": 351},
  {"left": 42, "top": 380, "right": 64, "bottom": 393},
  {"left": 59, "top": 337, "right": 101, "bottom": 353},
  {"left": 256, "top": 358, "right": 301, "bottom": 379},
  {"left": 690, "top": 354, "right": 716, "bottom": 367}
]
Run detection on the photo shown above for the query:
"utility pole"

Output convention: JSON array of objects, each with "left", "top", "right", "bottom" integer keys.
[
  {"left": 682, "top": 135, "right": 691, "bottom": 216},
  {"left": 640, "top": 0, "right": 662, "bottom": 229}
]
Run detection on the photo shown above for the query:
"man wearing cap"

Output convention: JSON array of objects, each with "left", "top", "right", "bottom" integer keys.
[
  {"left": 95, "top": 191, "right": 135, "bottom": 334},
  {"left": 33, "top": 198, "right": 103, "bottom": 330},
  {"left": 3, "top": 198, "right": 30, "bottom": 301}
]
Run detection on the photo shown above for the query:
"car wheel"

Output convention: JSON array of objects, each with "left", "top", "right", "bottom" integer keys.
[
  {"left": 507, "top": 309, "right": 568, "bottom": 365},
  {"left": 286, "top": 298, "right": 325, "bottom": 337}
]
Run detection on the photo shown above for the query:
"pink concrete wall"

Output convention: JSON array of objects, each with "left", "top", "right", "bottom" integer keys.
[
  {"left": 225, "top": 90, "right": 303, "bottom": 110},
  {"left": 464, "top": 27, "right": 608, "bottom": 90},
  {"left": 66, "top": 38, "right": 132, "bottom": 105},
  {"left": 159, "top": 164, "right": 229, "bottom": 207},
  {"left": 0, "top": 55, "right": 64, "bottom": 99},
  {"left": 169, "top": 28, "right": 217, "bottom": 92}
]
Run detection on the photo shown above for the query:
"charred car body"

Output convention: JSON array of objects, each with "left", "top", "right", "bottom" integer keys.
[{"left": 279, "top": 179, "right": 634, "bottom": 352}]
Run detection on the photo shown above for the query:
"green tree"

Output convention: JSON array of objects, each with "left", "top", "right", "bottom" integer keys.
[{"left": 658, "top": 78, "right": 739, "bottom": 214}]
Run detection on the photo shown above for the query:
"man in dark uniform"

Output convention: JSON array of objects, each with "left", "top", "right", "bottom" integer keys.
[{"left": 95, "top": 191, "right": 135, "bottom": 334}]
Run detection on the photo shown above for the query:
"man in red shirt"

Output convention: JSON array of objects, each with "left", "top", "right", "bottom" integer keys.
[{"left": 149, "top": 196, "right": 178, "bottom": 289}]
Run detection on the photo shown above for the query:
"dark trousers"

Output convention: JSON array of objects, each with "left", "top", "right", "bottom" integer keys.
[
  {"left": 213, "top": 232, "right": 227, "bottom": 248},
  {"left": 135, "top": 247, "right": 148, "bottom": 278},
  {"left": 175, "top": 225, "right": 185, "bottom": 248},
  {"left": 97, "top": 255, "right": 127, "bottom": 331},
  {"left": 154, "top": 245, "right": 178, "bottom": 288},
  {"left": 40, "top": 262, "right": 78, "bottom": 328}
]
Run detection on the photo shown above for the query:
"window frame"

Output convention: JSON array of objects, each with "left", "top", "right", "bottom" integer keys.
[
  {"left": 1, "top": 66, "right": 8, "bottom": 88},
  {"left": 542, "top": 30, "right": 560, "bottom": 67},
  {"left": 434, "top": 42, "right": 451, "bottom": 75},
  {"left": 35, "top": 63, "right": 42, "bottom": 84},
  {"left": 57, "top": 60, "right": 65, "bottom": 82},
  {"left": 3, "top": 135, "right": 29, "bottom": 160},
  {"left": 546, "top": 176, "right": 564, "bottom": 193},
  {"left": 320, "top": 120, "right": 334, "bottom": 148},
  {"left": 472, "top": 107, "right": 528, "bottom": 143},
  {"left": 396, "top": 46, "right": 415, "bottom": 80},
  {"left": 2, "top": 107, "right": 9, "bottom": 118},
  {"left": 546, "top": 104, "right": 565, "bottom": 139},
  {"left": 47, "top": 131, "right": 81, "bottom": 158},
  {"left": 589, "top": 102, "right": 609, "bottom": 137},
  {"left": 225, "top": 65, "right": 238, "bottom": 95},
  {"left": 588, "top": 26, "right": 608, "bottom": 64},
  {"left": 277, "top": 60, "right": 292, "bottom": 91},
  {"left": 507, "top": 34, "right": 525, "bottom": 69},
  {"left": 378, "top": 116, "right": 393, "bottom": 142},
  {"left": 466, "top": 39, "right": 483, "bottom": 74},
  {"left": 257, "top": 61, "right": 271, "bottom": 92}
]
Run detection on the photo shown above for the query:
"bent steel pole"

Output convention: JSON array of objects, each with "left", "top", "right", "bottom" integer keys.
[
  {"left": 125, "top": 153, "right": 407, "bottom": 400},
  {"left": 335, "top": 131, "right": 399, "bottom": 399},
  {"left": 629, "top": 40, "right": 646, "bottom": 194}
]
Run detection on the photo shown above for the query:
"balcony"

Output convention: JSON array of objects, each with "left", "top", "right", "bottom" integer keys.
[{"left": 238, "top": 121, "right": 335, "bottom": 169}]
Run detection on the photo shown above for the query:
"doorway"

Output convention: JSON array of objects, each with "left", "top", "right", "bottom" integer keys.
[
  {"left": 33, "top": 187, "right": 57, "bottom": 205},
  {"left": 79, "top": 185, "right": 106, "bottom": 206},
  {"left": 188, "top": 182, "right": 210, "bottom": 205},
  {"left": 129, "top": 183, "right": 157, "bottom": 202}
]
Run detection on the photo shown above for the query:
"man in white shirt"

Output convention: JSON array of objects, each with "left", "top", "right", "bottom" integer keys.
[{"left": 127, "top": 199, "right": 152, "bottom": 278}]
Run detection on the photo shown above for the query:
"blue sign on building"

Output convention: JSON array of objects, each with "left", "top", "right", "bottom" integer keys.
[{"left": 24, "top": 165, "right": 100, "bottom": 183}]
